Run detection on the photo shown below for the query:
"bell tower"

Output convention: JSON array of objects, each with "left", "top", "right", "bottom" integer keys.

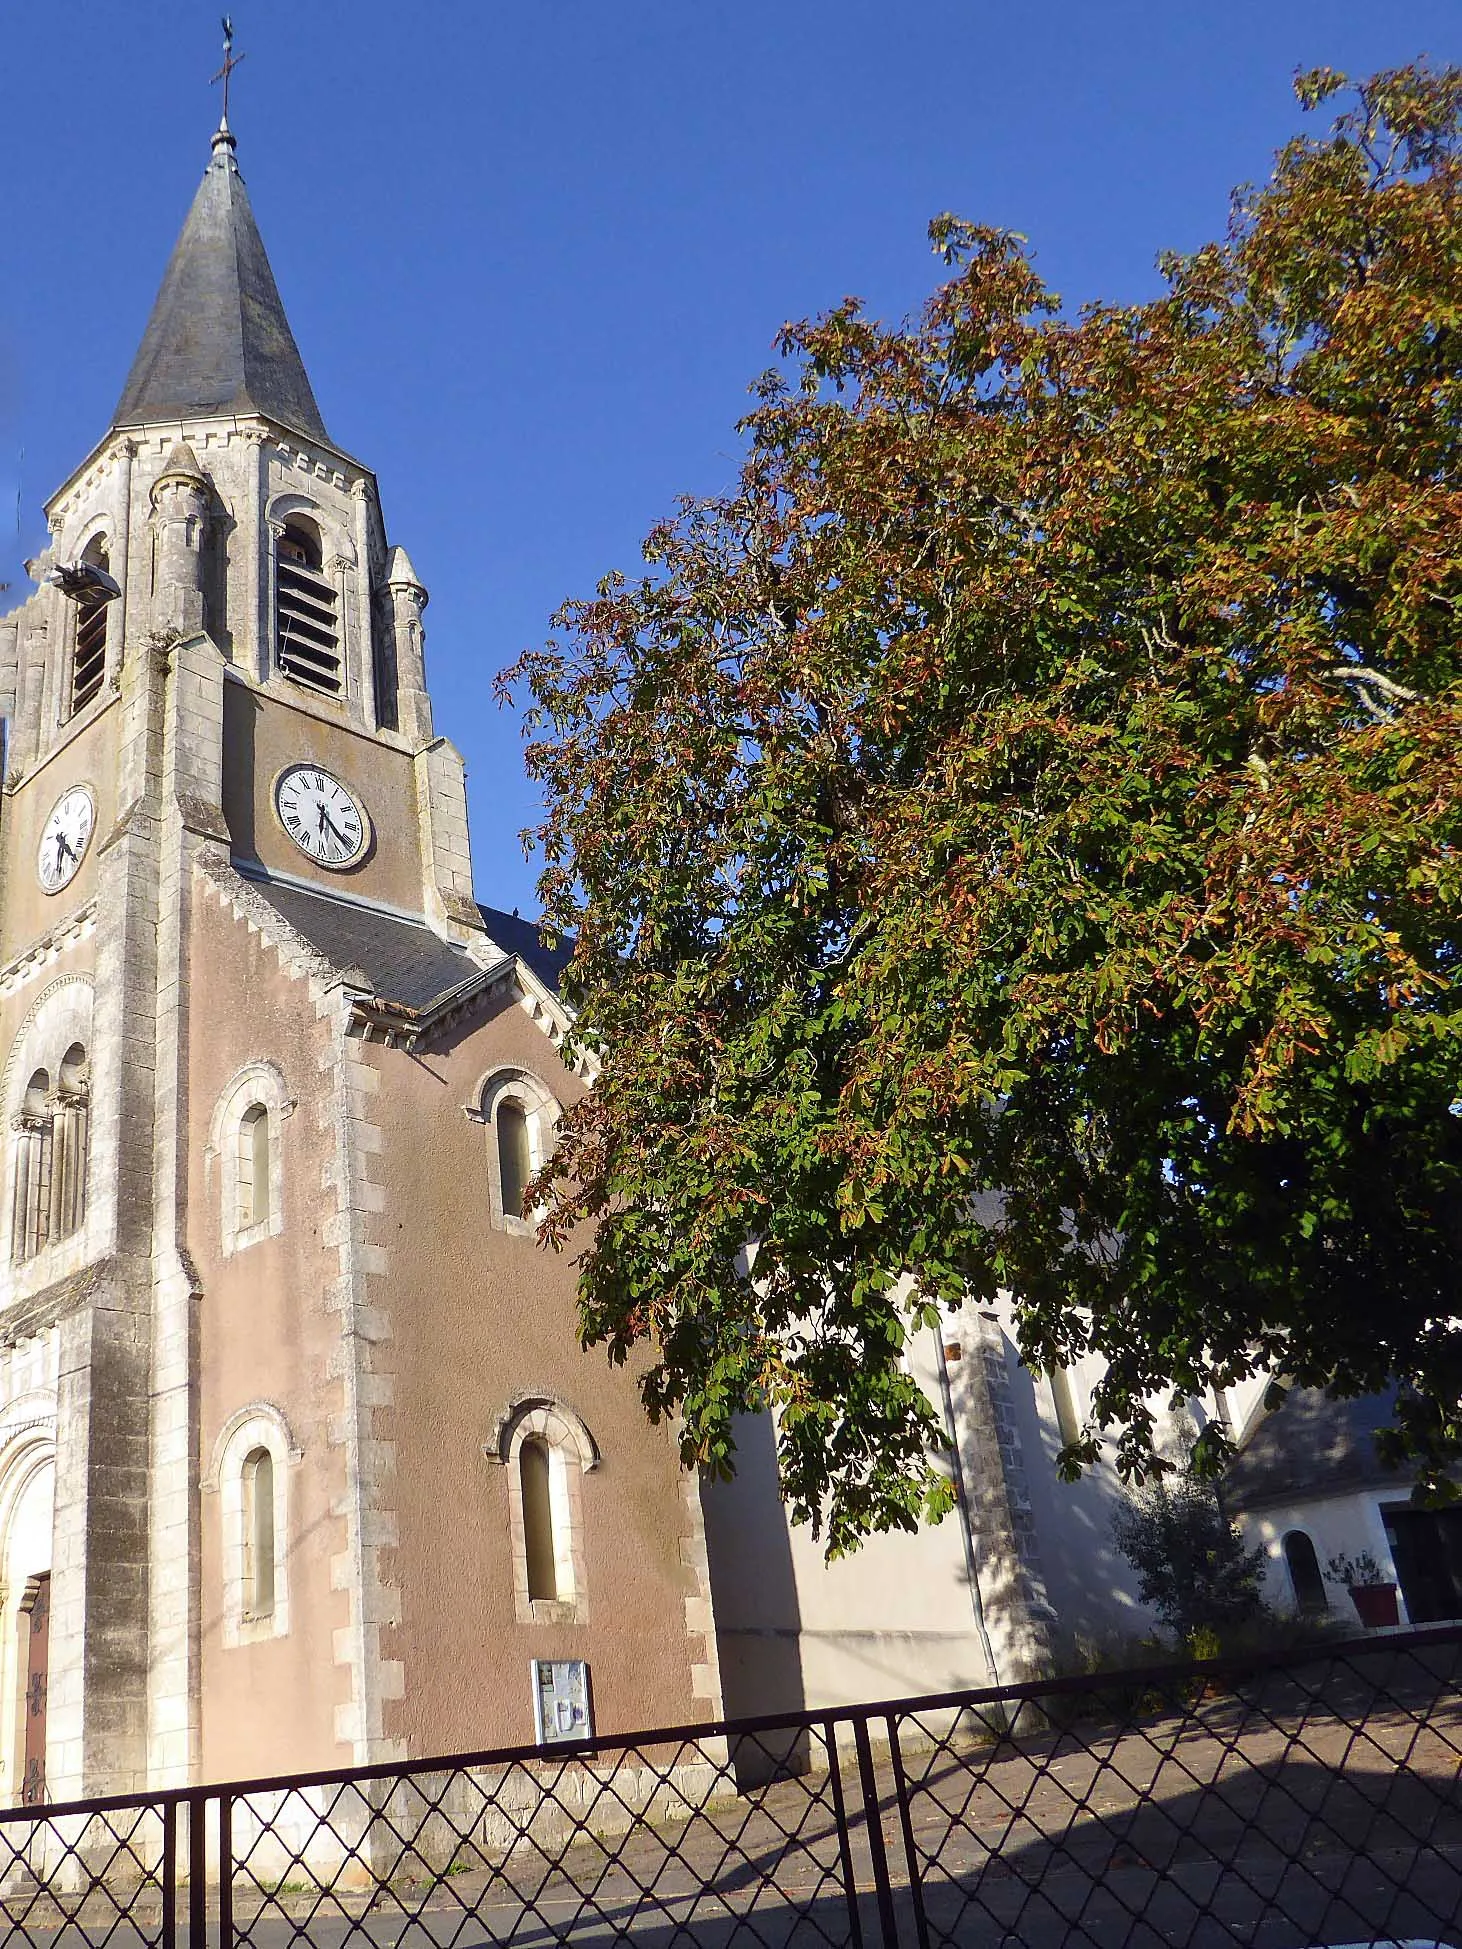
[{"left": 0, "top": 104, "right": 492, "bottom": 1797}]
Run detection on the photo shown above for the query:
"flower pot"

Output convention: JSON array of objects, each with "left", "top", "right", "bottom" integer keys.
[{"left": 1348, "top": 1582, "right": 1400, "bottom": 1629}]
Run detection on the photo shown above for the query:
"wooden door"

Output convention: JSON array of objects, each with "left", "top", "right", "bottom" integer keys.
[{"left": 21, "top": 1573, "right": 49, "bottom": 1807}]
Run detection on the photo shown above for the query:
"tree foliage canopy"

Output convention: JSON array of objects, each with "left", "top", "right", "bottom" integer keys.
[{"left": 505, "top": 66, "right": 1462, "bottom": 1556}]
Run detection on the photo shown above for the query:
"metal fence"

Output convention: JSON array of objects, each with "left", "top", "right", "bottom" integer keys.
[{"left": 1, "top": 1622, "right": 1458, "bottom": 1948}]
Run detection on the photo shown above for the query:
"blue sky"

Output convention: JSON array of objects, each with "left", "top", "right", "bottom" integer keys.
[{"left": 0, "top": 2, "right": 1453, "bottom": 915}]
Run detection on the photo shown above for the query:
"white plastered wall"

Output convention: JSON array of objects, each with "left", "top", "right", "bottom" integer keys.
[{"left": 1240, "top": 1491, "right": 1411, "bottom": 1627}]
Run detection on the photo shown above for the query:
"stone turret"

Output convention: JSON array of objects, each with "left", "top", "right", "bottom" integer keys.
[
  {"left": 149, "top": 443, "right": 210, "bottom": 634},
  {"left": 385, "top": 546, "right": 432, "bottom": 747}
]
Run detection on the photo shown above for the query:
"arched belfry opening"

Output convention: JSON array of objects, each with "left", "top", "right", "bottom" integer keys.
[
  {"left": 71, "top": 536, "right": 111, "bottom": 714},
  {"left": 275, "top": 516, "right": 341, "bottom": 696}
]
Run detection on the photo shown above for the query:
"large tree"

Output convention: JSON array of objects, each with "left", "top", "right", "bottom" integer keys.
[{"left": 505, "top": 65, "right": 1462, "bottom": 1556}]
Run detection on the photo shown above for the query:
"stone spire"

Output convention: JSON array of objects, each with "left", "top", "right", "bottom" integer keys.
[{"left": 112, "top": 126, "right": 328, "bottom": 443}]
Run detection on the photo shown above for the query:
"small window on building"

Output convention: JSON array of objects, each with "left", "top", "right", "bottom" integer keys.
[
  {"left": 520, "top": 1438, "right": 558, "bottom": 1602},
  {"left": 241, "top": 1447, "right": 276, "bottom": 1621},
  {"left": 51, "top": 1044, "right": 90, "bottom": 1243},
  {"left": 275, "top": 517, "right": 342, "bottom": 696},
  {"left": 237, "top": 1104, "right": 271, "bottom": 1230},
  {"left": 478, "top": 1071, "right": 558, "bottom": 1231},
  {"left": 210, "top": 1407, "right": 294, "bottom": 1646},
  {"left": 496, "top": 1399, "right": 595, "bottom": 1625},
  {"left": 1283, "top": 1530, "right": 1328, "bottom": 1615},
  {"left": 72, "top": 540, "right": 111, "bottom": 714},
  {"left": 11, "top": 1070, "right": 53, "bottom": 1263},
  {"left": 498, "top": 1102, "right": 532, "bottom": 1219},
  {"left": 214, "top": 1065, "right": 288, "bottom": 1253}
]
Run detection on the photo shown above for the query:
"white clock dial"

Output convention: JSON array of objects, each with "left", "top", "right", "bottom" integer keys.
[
  {"left": 37, "top": 786, "right": 96, "bottom": 894},
  {"left": 274, "top": 765, "right": 369, "bottom": 869}
]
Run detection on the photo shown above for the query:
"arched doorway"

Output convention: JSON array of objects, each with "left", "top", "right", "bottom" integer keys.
[
  {"left": 0, "top": 1447, "right": 55, "bottom": 1806},
  {"left": 1282, "top": 1529, "right": 1328, "bottom": 1616}
]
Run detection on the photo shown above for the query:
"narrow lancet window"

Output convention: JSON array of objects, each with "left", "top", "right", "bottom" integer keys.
[
  {"left": 521, "top": 1439, "right": 558, "bottom": 1602},
  {"left": 238, "top": 1103, "right": 271, "bottom": 1230},
  {"left": 72, "top": 540, "right": 111, "bottom": 713},
  {"left": 50, "top": 1044, "right": 90, "bottom": 1242},
  {"left": 11, "top": 1070, "right": 53, "bottom": 1263},
  {"left": 275, "top": 518, "right": 342, "bottom": 695},
  {"left": 497, "top": 1103, "right": 531, "bottom": 1219},
  {"left": 241, "top": 1447, "right": 276, "bottom": 1621}
]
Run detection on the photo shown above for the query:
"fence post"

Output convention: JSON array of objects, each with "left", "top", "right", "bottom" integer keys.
[
  {"left": 852, "top": 1713, "right": 902, "bottom": 1949},
  {"left": 161, "top": 1798, "right": 177, "bottom": 1949},
  {"left": 218, "top": 1794, "right": 232, "bottom": 1949},
  {"left": 188, "top": 1792, "right": 206, "bottom": 1949},
  {"left": 824, "top": 1720, "right": 866, "bottom": 1949},
  {"left": 886, "top": 1717, "right": 930, "bottom": 1949}
]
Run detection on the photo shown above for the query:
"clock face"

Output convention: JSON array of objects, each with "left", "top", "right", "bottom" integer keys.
[
  {"left": 37, "top": 786, "right": 96, "bottom": 894},
  {"left": 274, "top": 764, "right": 369, "bottom": 869}
]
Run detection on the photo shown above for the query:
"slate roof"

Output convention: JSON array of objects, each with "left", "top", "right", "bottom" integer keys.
[
  {"left": 113, "top": 130, "right": 328, "bottom": 442},
  {"left": 248, "top": 877, "right": 486, "bottom": 1015},
  {"left": 1224, "top": 1388, "right": 1408, "bottom": 1513},
  {"left": 239, "top": 875, "right": 571, "bottom": 1016},
  {"left": 475, "top": 904, "right": 574, "bottom": 994}
]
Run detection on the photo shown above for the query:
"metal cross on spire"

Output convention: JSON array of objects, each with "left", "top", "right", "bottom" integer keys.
[{"left": 211, "top": 16, "right": 246, "bottom": 127}]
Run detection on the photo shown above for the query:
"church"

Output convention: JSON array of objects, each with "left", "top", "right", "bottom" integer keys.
[
  {"left": 3, "top": 82, "right": 1440, "bottom": 1817},
  {"left": 0, "top": 107, "right": 722, "bottom": 1805}
]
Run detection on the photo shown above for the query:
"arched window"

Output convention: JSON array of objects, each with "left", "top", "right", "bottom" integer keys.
[
  {"left": 490, "top": 1398, "right": 598, "bottom": 1625},
  {"left": 11, "top": 1070, "right": 53, "bottom": 1263},
  {"left": 520, "top": 1439, "right": 557, "bottom": 1602},
  {"left": 206, "top": 1405, "right": 296, "bottom": 1646},
  {"left": 211, "top": 1064, "right": 290, "bottom": 1254},
  {"left": 241, "top": 1448, "right": 275, "bottom": 1621},
  {"left": 1283, "top": 1530, "right": 1329, "bottom": 1616},
  {"left": 497, "top": 1103, "right": 531, "bottom": 1220},
  {"left": 50, "top": 1044, "right": 90, "bottom": 1243},
  {"left": 275, "top": 516, "right": 342, "bottom": 696},
  {"left": 237, "top": 1104, "right": 271, "bottom": 1231},
  {"left": 71, "top": 538, "right": 111, "bottom": 714},
  {"left": 5, "top": 976, "right": 95, "bottom": 1270},
  {"left": 472, "top": 1069, "right": 559, "bottom": 1233}
]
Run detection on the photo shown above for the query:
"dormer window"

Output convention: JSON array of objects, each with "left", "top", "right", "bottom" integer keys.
[
  {"left": 71, "top": 539, "right": 111, "bottom": 714},
  {"left": 275, "top": 517, "right": 342, "bottom": 696}
]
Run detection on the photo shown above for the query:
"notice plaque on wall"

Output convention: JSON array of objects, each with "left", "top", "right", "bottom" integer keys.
[{"left": 532, "top": 1659, "right": 593, "bottom": 1745}]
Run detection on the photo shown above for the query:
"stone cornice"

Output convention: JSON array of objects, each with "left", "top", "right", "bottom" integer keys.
[{"left": 0, "top": 903, "right": 97, "bottom": 1000}]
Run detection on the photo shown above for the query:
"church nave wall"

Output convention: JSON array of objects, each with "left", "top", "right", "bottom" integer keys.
[
  {"left": 187, "top": 877, "right": 353, "bottom": 1780},
  {"left": 359, "top": 986, "right": 717, "bottom": 1757}
]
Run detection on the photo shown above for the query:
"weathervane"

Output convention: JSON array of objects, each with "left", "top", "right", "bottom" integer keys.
[{"left": 211, "top": 16, "right": 246, "bottom": 126}]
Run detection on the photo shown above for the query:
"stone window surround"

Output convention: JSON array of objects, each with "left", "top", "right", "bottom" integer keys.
[
  {"left": 465, "top": 1067, "right": 559, "bottom": 1238},
  {"left": 0, "top": 1424, "right": 55, "bottom": 1803},
  {"left": 204, "top": 1402, "right": 302, "bottom": 1649},
  {"left": 61, "top": 516, "right": 121, "bottom": 726},
  {"left": 486, "top": 1398, "right": 598, "bottom": 1628},
  {"left": 264, "top": 488, "right": 357, "bottom": 701},
  {"left": 207, "top": 1061, "right": 294, "bottom": 1257},
  {"left": 1, "top": 975, "right": 95, "bottom": 1290}
]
